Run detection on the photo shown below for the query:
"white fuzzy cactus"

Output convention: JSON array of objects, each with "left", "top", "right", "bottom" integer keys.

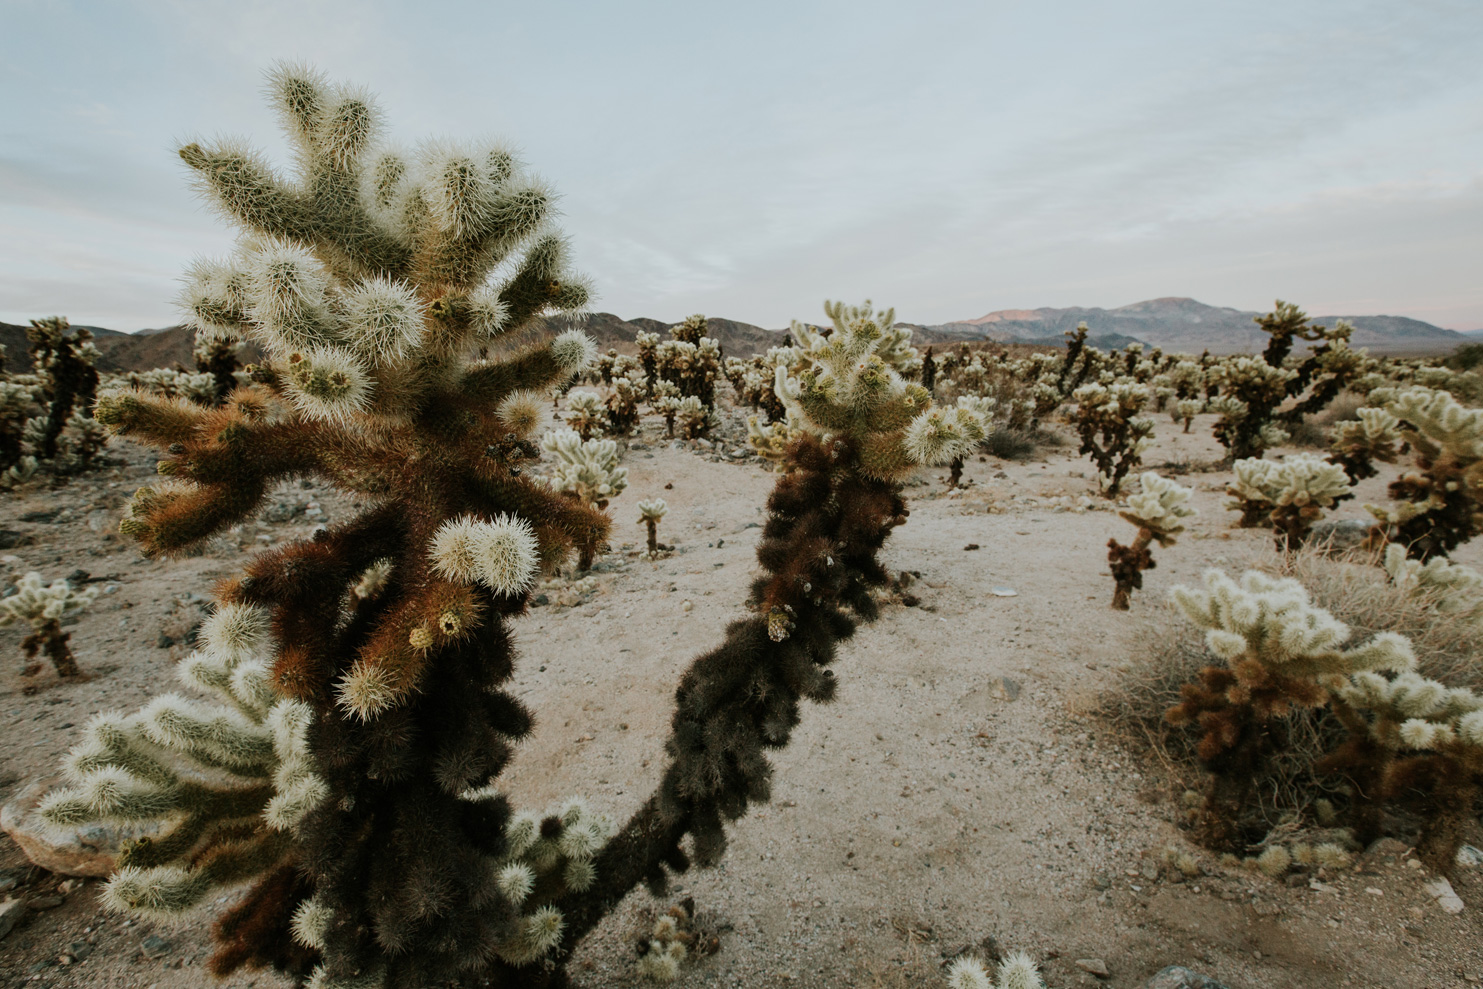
[
  {"left": 1109, "top": 472, "right": 1196, "bottom": 610},
  {"left": 491, "top": 797, "right": 615, "bottom": 966},
  {"left": 944, "top": 951, "right": 1046, "bottom": 989},
  {"left": 563, "top": 390, "right": 606, "bottom": 439},
  {"left": 1172, "top": 570, "right": 1415, "bottom": 682},
  {"left": 1225, "top": 454, "right": 1353, "bottom": 549},
  {"left": 542, "top": 428, "right": 628, "bottom": 509},
  {"left": 39, "top": 601, "right": 324, "bottom": 920},
  {"left": 1383, "top": 543, "right": 1483, "bottom": 624},
  {"left": 0, "top": 572, "right": 99, "bottom": 677},
  {"left": 430, "top": 514, "right": 540, "bottom": 595},
  {"left": 1122, "top": 471, "right": 1196, "bottom": 540}
]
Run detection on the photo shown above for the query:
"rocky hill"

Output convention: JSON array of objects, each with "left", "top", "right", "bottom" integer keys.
[
  {"left": 924, "top": 297, "right": 1464, "bottom": 355},
  {"left": 2, "top": 298, "right": 1465, "bottom": 373}
]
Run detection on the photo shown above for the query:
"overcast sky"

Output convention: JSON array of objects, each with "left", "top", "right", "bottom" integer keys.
[{"left": 3, "top": 0, "right": 1482, "bottom": 331}]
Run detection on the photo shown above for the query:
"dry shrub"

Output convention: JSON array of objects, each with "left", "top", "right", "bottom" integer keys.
[{"left": 1107, "top": 546, "right": 1483, "bottom": 830}]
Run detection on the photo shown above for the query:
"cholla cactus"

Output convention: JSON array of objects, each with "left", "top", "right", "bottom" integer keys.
[
  {"left": 1172, "top": 398, "right": 1203, "bottom": 433},
  {"left": 562, "top": 390, "right": 606, "bottom": 440},
  {"left": 1067, "top": 380, "right": 1154, "bottom": 497},
  {"left": 25, "top": 316, "right": 100, "bottom": 462},
  {"left": 1382, "top": 542, "right": 1483, "bottom": 624},
  {"left": 54, "top": 68, "right": 961, "bottom": 989},
  {"left": 542, "top": 428, "right": 628, "bottom": 569},
  {"left": 635, "top": 901, "right": 702, "bottom": 983},
  {"left": 39, "top": 605, "right": 321, "bottom": 931},
  {"left": 1328, "top": 406, "right": 1400, "bottom": 482},
  {"left": 604, "top": 371, "right": 645, "bottom": 437},
  {"left": 637, "top": 497, "right": 669, "bottom": 556},
  {"left": 1326, "top": 668, "right": 1483, "bottom": 870},
  {"left": 1224, "top": 454, "right": 1354, "bottom": 551},
  {"left": 1208, "top": 356, "right": 1295, "bottom": 460},
  {"left": 653, "top": 316, "right": 721, "bottom": 408},
  {"left": 944, "top": 950, "right": 1046, "bottom": 989},
  {"left": 1107, "top": 472, "right": 1195, "bottom": 609},
  {"left": 0, "top": 379, "right": 41, "bottom": 471},
  {"left": 1166, "top": 569, "right": 1414, "bottom": 848},
  {"left": 673, "top": 394, "right": 715, "bottom": 440},
  {"left": 1363, "top": 385, "right": 1483, "bottom": 559},
  {"left": 0, "top": 572, "right": 98, "bottom": 678},
  {"left": 68, "top": 66, "right": 612, "bottom": 985}
]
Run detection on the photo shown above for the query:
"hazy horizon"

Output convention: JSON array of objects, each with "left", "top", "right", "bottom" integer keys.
[{"left": 4, "top": 1, "right": 1481, "bottom": 332}]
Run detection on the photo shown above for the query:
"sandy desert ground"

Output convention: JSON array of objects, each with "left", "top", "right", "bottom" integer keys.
[{"left": 0, "top": 394, "right": 1480, "bottom": 989}]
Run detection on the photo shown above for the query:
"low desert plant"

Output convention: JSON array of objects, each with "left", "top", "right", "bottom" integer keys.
[
  {"left": 637, "top": 497, "right": 669, "bottom": 556},
  {"left": 1172, "top": 398, "right": 1202, "bottom": 433},
  {"left": 542, "top": 428, "right": 629, "bottom": 569},
  {"left": 1107, "top": 472, "right": 1195, "bottom": 610},
  {"left": 1328, "top": 406, "right": 1399, "bottom": 482},
  {"left": 562, "top": 390, "right": 606, "bottom": 440},
  {"left": 0, "top": 572, "right": 99, "bottom": 678},
  {"left": 1067, "top": 380, "right": 1153, "bottom": 497},
  {"left": 1224, "top": 454, "right": 1354, "bottom": 552},
  {"left": 944, "top": 950, "right": 1046, "bottom": 989},
  {"left": 1364, "top": 385, "right": 1483, "bottom": 559},
  {"left": 1164, "top": 569, "right": 1413, "bottom": 849}
]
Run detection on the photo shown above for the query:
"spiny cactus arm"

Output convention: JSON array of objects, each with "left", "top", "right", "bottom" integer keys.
[
  {"left": 94, "top": 389, "right": 213, "bottom": 445},
  {"left": 120, "top": 477, "right": 269, "bottom": 556},
  {"left": 179, "top": 141, "right": 314, "bottom": 244},
  {"left": 471, "top": 469, "right": 611, "bottom": 569},
  {"left": 411, "top": 178, "right": 554, "bottom": 293},
  {"left": 336, "top": 579, "right": 486, "bottom": 719},
  {"left": 104, "top": 829, "right": 293, "bottom": 922},
  {"left": 460, "top": 331, "right": 595, "bottom": 406},
  {"left": 207, "top": 860, "right": 319, "bottom": 978},
  {"left": 494, "top": 233, "right": 591, "bottom": 331}
]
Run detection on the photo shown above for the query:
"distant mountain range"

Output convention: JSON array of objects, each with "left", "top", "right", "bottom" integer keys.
[
  {"left": 0, "top": 297, "right": 1466, "bottom": 373},
  {"left": 914, "top": 297, "right": 1465, "bottom": 355}
]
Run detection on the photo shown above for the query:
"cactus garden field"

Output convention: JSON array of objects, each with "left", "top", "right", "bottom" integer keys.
[{"left": 1, "top": 67, "right": 1482, "bottom": 989}]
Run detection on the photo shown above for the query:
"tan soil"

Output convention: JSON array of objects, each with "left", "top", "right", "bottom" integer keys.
[{"left": 0, "top": 401, "right": 1480, "bottom": 989}]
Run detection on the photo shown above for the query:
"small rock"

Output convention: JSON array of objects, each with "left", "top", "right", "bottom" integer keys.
[
  {"left": 1146, "top": 967, "right": 1231, "bottom": 989},
  {"left": 66, "top": 940, "right": 93, "bottom": 961},
  {"left": 25, "top": 894, "right": 63, "bottom": 910},
  {"left": 1457, "top": 845, "right": 1483, "bottom": 869},
  {"left": 1424, "top": 877, "right": 1465, "bottom": 914},
  {"left": 963, "top": 543, "right": 980, "bottom": 551},
  {"left": 141, "top": 934, "right": 172, "bottom": 959},
  {"left": 2, "top": 777, "right": 158, "bottom": 877},
  {"left": 1367, "top": 837, "right": 1408, "bottom": 857},
  {"left": 988, "top": 677, "right": 1021, "bottom": 702},
  {"left": 0, "top": 899, "right": 28, "bottom": 939},
  {"left": 1075, "top": 958, "right": 1110, "bottom": 978},
  {"left": 989, "top": 586, "right": 1017, "bottom": 597},
  {"left": 1092, "top": 874, "right": 1112, "bottom": 891},
  {"left": 1308, "top": 519, "right": 1372, "bottom": 555}
]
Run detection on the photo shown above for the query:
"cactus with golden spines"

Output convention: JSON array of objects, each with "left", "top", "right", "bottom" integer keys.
[{"left": 51, "top": 64, "right": 973, "bottom": 989}]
